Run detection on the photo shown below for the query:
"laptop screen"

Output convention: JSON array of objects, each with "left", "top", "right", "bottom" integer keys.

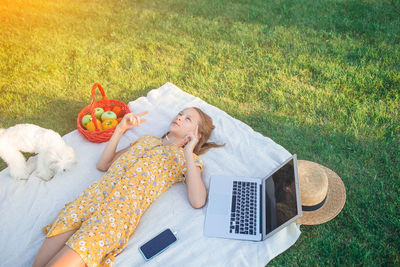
[{"left": 265, "top": 158, "right": 298, "bottom": 235}]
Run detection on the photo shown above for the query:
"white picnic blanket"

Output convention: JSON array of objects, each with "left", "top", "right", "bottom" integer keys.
[{"left": 0, "top": 82, "right": 301, "bottom": 266}]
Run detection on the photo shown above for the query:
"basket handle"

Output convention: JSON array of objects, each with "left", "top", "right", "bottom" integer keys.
[{"left": 90, "top": 83, "right": 108, "bottom": 131}]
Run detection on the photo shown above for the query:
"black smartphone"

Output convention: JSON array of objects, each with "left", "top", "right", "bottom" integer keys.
[{"left": 139, "top": 229, "right": 178, "bottom": 261}]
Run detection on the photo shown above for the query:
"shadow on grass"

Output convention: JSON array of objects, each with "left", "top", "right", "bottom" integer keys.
[
  {"left": 0, "top": 90, "right": 87, "bottom": 134},
  {"left": 234, "top": 109, "right": 399, "bottom": 265},
  {"left": 0, "top": 86, "right": 155, "bottom": 134},
  {"left": 133, "top": 0, "right": 400, "bottom": 42},
  {"left": 130, "top": 0, "right": 400, "bottom": 104}
]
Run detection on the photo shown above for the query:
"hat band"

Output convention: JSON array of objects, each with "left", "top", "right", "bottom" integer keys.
[{"left": 302, "top": 195, "right": 327, "bottom": 211}]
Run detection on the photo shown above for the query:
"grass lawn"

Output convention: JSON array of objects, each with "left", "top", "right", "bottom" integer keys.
[{"left": 1, "top": 0, "right": 399, "bottom": 265}]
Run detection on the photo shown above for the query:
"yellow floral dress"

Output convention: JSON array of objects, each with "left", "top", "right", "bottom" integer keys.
[{"left": 43, "top": 135, "right": 202, "bottom": 266}]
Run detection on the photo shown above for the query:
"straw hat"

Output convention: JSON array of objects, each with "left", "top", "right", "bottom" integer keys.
[{"left": 296, "top": 160, "right": 346, "bottom": 225}]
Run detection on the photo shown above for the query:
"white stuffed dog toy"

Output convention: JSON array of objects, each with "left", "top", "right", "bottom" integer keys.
[{"left": 0, "top": 124, "right": 76, "bottom": 181}]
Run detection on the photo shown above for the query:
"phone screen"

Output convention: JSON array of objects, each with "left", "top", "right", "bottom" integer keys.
[{"left": 139, "top": 229, "right": 177, "bottom": 260}]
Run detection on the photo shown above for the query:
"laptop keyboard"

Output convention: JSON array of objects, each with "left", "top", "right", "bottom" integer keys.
[{"left": 229, "top": 181, "right": 257, "bottom": 235}]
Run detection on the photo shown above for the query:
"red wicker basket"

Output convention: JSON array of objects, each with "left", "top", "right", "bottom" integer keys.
[{"left": 77, "top": 83, "right": 131, "bottom": 143}]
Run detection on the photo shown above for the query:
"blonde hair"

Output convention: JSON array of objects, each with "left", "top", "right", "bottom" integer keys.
[{"left": 163, "top": 107, "right": 225, "bottom": 155}]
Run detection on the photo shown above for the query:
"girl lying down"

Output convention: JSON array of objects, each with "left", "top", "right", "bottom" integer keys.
[{"left": 33, "top": 107, "right": 223, "bottom": 267}]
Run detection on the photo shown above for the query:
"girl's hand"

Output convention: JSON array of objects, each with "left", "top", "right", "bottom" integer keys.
[
  {"left": 117, "top": 112, "right": 148, "bottom": 132},
  {"left": 183, "top": 125, "right": 199, "bottom": 153}
]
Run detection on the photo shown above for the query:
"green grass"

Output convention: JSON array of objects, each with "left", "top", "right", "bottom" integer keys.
[{"left": 1, "top": 0, "right": 399, "bottom": 265}]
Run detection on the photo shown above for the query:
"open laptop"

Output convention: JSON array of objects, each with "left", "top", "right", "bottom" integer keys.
[{"left": 204, "top": 154, "right": 302, "bottom": 241}]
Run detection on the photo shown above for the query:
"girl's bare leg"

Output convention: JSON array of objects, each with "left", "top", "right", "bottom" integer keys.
[
  {"left": 33, "top": 229, "right": 77, "bottom": 267},
  {"left": 45, "top": 245, "right": 86, "bottom": 267}
]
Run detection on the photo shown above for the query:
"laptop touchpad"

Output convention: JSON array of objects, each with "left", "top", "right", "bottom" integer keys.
[{"left": 208, "top": 194, "right": 230, "bottom": 215}]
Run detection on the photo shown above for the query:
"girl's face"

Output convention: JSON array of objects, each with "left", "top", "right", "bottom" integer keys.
[{"left": 169, "top": 108, "right": 201, "bottom": 139}]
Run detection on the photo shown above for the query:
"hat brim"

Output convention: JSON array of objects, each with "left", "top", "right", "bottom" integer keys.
[{"left": 296, "top": 162, "right": 346, "bottom": 225}]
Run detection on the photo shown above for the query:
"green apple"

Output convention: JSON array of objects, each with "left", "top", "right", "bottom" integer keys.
[
  {"left": 101, "top": 111, "right": 117, "bottom": 121},
  {"left": 94, "top": 107, "right": 104, "bottom": 120},
  {"left": 81, "top": 115, "right": 93, "bottom": 128}
]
